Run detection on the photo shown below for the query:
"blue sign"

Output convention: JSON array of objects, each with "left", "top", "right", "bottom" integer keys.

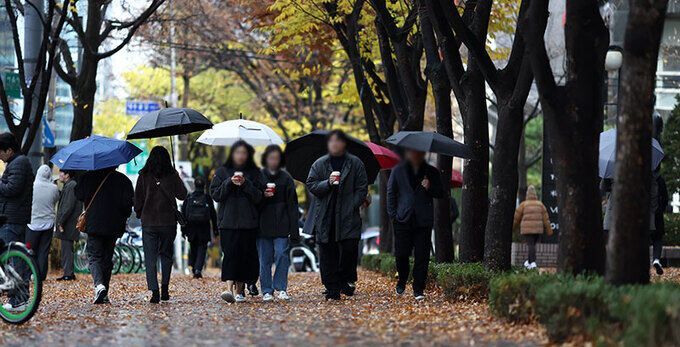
[
  {"left": 126, "top": 100, "right": 161, "bottom": 115},
  {"left": 42, "top": 117, "right": 55, "bottom": 148}
]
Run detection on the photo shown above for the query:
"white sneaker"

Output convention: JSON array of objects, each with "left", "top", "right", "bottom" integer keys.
[
  {"left": 523, "top": 260, "right": 531, "bottom": 269},
  {"left": 415, "top": 294, "right": 426, "bottom": 301},
  {"left": 235, "top": 294, "right": 246, "bottom": 302},
  {"left": 529, "top": 262, "right": 538, "bottom": 269},
  {"left": 262, "top": 293, "right": 274, "bottom": 301},
  {"left": 93, "top": 284, "right": 107, "bottom": 304},
  {"left": 653, "top": 259, "right": 664, "bottom": 275},
  {"left": 277, "top": 291, "right": 291, "bottom": 301},
  {"left": 220, "top": 291, "right": 235, "bottom": 303}
]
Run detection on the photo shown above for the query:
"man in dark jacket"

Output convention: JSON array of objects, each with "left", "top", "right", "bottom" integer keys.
[
  {"left": 75, "top": 167, "right": 134, "bottom": 304},
  {"left": 0, "top": 133, "right": 33, "bottom": 245},
  {"left": 387, "top": 149, "right": 444, "bottom": 300},
  {"left": 55, "top": 170, "right": 83, "bottom": 281},
  {"left": 182, "top": 176, "right": 217, "bottom": 279},
  {"left": 306, "top": 130, "right": 368, "bottom": 300}
]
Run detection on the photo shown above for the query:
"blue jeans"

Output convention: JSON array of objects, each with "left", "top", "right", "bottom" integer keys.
[{"left": 256, "top": 237, "right": 290, "bottom": 294}]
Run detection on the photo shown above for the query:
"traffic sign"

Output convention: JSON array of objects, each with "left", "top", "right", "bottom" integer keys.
[
  {"left": 2, "top": 72, "right": 21, "bottom": 99},
  {"left": 42, "top": 117, "right": 55, "bottom": 148},
  {"left": 126, "top": 100, "right": 161, "bottom": 115}
]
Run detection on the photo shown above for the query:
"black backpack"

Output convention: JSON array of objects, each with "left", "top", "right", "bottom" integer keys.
[{"left": 184, "top": 193, "right": 211, "bottom": 223}]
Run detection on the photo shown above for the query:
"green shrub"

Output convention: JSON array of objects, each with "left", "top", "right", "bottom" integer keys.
[
  {"left": 665, "top": 214, "right": 680, "bottom": 246},
  {"left": 433, "top": 262, "right": 494, "bottom": 301},
  {"left": 361, "top": 254, "right": 382, "bottom": 271},
  {"left": 378, "top": 255, "right": 397, "bottom": 276},
  {"left": 489, "top": 271, "right": 559, "bottom": 323}
]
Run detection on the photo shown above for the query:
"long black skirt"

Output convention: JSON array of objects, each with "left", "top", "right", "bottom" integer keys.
[{"left": 220, "top": 228, "right": 259, "bottom": 283}]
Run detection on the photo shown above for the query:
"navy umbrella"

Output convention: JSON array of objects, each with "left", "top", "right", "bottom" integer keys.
[
  {"left": 599, "top": 128, "right": 664, "bottom": 178},
  {"left": 285, "top": 130, "right": 381, "bottom": 183},
  {"left": 127, "top": 108, "right": 213, "bottom": 139},
  {"left": 50, "top": 135, "right": 142, "bottom": 170},
  {"left": 386, "top": 131, "right": 473, "bottom": 158}
]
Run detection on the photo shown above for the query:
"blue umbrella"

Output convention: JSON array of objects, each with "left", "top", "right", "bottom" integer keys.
[
  {"left": 599, "top": 128, "right": 664, "bottom": 178},
  {"left": 50, "top": 135, "right": 142, "bottom": 170}
]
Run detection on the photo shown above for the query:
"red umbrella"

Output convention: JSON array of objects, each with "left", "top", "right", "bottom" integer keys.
[
  {"left": 451, "top": 169, "right": 463, "bottom": 188},
  {"left": 366, "top": 142, "right": 401, "bottom": 169}
]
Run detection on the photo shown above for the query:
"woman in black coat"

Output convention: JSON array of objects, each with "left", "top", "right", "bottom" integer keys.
[
  {"left": 210, "top": 140, "right": 264, "bottom": 303},
  {"left": 257, "top": 145, "right": 299, "bottom": 301}
]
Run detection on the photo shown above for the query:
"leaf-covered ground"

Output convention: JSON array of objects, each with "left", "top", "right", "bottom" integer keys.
[{"left": 0, "top": 269, "right": 548, "bottom": 346}]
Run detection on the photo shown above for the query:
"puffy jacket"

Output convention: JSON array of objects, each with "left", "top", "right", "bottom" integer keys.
[
  {"left": 210, "top": 165, "right": 264, "bottom": 230},
  {"left": 0, "top": 154, "right": 34, "bottom": 224},
  {"left": 513, "top": 188, "right": 553, "bottom": 235}
]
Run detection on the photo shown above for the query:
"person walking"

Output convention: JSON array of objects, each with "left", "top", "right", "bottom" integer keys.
[
  {"left": 55, "top": 170, "right": 82, "bottom": 281},
  {"left": 513, "top": 185, "right": 553, "bottom": 269},
  {"left": 25, "top": 165, "right": 60, "bottom": 281},
  {"left": 306, "top": 130, "right": 368, "bottom": 300},
  {"left": 210, "top": 140, "right": 264, "bottom": 303},
  {"left": 387, "top": 149, "right": 444, "bottom": 300},
  {"left": 257, "top": 145, "right": 299, "bottom": 302},
  {"left": 134, "top": 146, "right": 188, "bottom": 303},
  {"left": 651, "top": 170, "right": 668, "bottom": 275},
  {"left": 181, "top": 176, "right": 217, "bottom": 279},
  {"left": 75, "top": 167, "right": 134, "bottom": 304}
]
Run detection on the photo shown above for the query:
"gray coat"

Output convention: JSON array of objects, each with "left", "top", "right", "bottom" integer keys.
[
  {"left": 55, "top": 179, "right": 82, "bottom": 241},
  {"left": 602, "top": 175, "right": 657, "bottom": 231},
  {"left": 305, "top": 153, "right": 368, "bottom": 243},
  {"left": 0, "top": 154, "right": 34, "bottom": 224}
]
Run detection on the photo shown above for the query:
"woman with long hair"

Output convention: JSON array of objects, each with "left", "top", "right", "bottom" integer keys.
[
  {"left": 210, "top": 140, "right": 264, "bottom": 303},
  {"left": 257, "top": 145, "right": 299, "bottom": 301},
  {"left": 134, "top": 146, "right": 187, "bottom": 303}
]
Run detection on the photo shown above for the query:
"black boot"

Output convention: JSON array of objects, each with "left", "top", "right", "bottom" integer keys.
[
  {"left": 340, "top": 282, "right": 355, "bottom": 296},
  {"left": 150, "top": 290, "right": 160, "bottom": 304},
  {"left": 325, "top": 289, "right": 341, "bottom": 301},
  {"left": 161, "top": 285, "right": 170, "bottom": 301}
]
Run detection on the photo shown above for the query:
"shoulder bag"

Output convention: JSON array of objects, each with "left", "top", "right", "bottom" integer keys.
[{"left": 76, "top": 172, "right": 112, "bottom": 233}]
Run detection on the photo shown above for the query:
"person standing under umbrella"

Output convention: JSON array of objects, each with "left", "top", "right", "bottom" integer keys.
[
  {"left": 306, "top": 130, "right": 368, "bottom": 300},
  {"left": 55, "top": 170, "right": 82, "bottom": 281},
  {"left": 25, "top": 165, "right": 60, "bottom": 281},
  {"left": 134, "top": 146, "right": 188, "bottom": 303},
  {"left": 258, "top": 145, "right": 300, "bottom": 301},
  {"left": 75, "top": 167, "right": 134, "bottom": 304},
  {"left": 181, "top": 176, "right": 217, "bottom": 279},
  {"left": 210, "top": 140, "right": 264, "bottom": 303},
  {"left": 387, "top": 149, "right": 444, "bottom": 300}
]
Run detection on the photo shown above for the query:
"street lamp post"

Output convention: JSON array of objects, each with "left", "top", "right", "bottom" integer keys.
[{"left": 604, "top": 45, "right": 624, "bottom": 126}]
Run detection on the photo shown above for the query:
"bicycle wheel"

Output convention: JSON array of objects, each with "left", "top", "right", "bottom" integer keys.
[
  {"left": 135, "top": 246, "right": 146, "bottom": 273},
  {"left": 73, "top": 240, "right": 89, "bottom": 274},
  {"left": 0, "top": 247, "right": 42, "bottom": 324},
  {"left": 117, "top": 245, "right": 135, "bottom": 274},
  {"left": 111, "top": 247, "right": 122, "bottom": 275},
  {"left": 130, "top": 244, "right": 143, "bottom": 273}
]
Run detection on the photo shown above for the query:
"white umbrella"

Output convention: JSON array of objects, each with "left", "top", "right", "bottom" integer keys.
[{"left": 197, "top": 119, "right": 284, "bottom": 146}]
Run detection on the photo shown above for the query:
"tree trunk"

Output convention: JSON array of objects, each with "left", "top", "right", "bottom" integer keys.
[
  {"left": 517, "top": 134, "right": 528, "bottom": 202},
  {"left": 432, "top": 73, "right": 454, "bottom": 263},
  {"left": 378, "top": 170, "right": 394, "bottom": 253},
  {"left": 606, "top": 0, "right": 668, "bottom": 285},
  {"left": 69, "top": 68, "right": 97, "bottom": 141}
]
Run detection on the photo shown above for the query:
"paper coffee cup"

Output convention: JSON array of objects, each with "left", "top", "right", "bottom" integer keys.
[
  {"left": 331, "top": 171, "right": 341, "bottom": 185},
  {"left": 234, "top": 171, "right": 243, "bottom": 178},
  {"left": 266, "top": 183, "right": 276, "bottom": 194}
]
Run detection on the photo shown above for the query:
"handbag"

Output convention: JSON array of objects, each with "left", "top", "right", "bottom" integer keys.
[
  {"left": 76, "top": 172, "right": 112, "bottom": 233},
  {"left": 156, "top": 179, "right": 187, "bottom": 227}
]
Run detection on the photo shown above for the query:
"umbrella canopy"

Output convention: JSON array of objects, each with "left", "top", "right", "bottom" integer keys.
[
  {"left": 197, "top": 119, "right": 283, "bottom": 146},
  {"left": 285, "top": 130, "right": 381, "bottom": 183},
  {"left": 599, "top": 128, "right": 665, "bottom": 178},
  {"left": 127, "top": 108, "right": 213, "bottom": 139},
  {"left": 50, "top": 135, "right": 142, "bottom": 171},
  {"left": 451, "top": 170, "right": 463, "bottom": 188},
  {"left": 366, "top": 142, "right": 400, "bottom": 169},
  {"left": 386, "top": 131, "right": 473, "bottom": 158}
]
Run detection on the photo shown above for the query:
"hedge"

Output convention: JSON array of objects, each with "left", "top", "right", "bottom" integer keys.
[{"left": 665, "top": 214, "right": 680, "bottom": 246}]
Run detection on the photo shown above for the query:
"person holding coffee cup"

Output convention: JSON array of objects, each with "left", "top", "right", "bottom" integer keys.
[
  {"left": 257, "top": 145, "right": 300, "bottom": 301},
  {"left": 210, "top": 140, "right": 264, "bottom": 304},
  {"left": 306, "top": 130, "right": 368, "bottom": 300}
]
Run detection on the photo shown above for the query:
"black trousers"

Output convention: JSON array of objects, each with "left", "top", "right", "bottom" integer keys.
[
  {"left": 523, "top": 234, "right": 540, "bottom": 263},
  {"left": 86, "top": 235, "right": 117, "bottom": 289},
  {"left": 220, "top": 228, "right": 259, "bottom": 283},
  {"left": 25, "top": 228, "right": 53, "bottom": 281},
  {"left": 188, "top": 240, "right": 208, "bottom": 274},
  {"left": 143, "top": 226, "right": 176, "bottom": 291},
  {"left": 651, "top": 230, "right": 663, "bottom": 260},
  {"left": 393, "top": 223, "right": 431, "bottom": 294},
  {"left": 60, "top": 239, "right": 75, "bottom": 277},
  {"left": 319, "top": 238, "right": 359, "bottom": 292}
]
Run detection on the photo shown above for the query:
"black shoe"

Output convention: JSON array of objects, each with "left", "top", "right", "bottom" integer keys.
[
  {"left": 57, "top": 275, "right": 76, "bottom": 281},
  {"left": 325, "top": 290, "right": 341, "bottom": 301},
  {"left": 248, "top": 284, "right": 259, "bottom": 296},
  {"left": 161, "top": 286, "right": 170, "bottom": 301},
  {"left": 396, "top": 284, "right": 406, "bottom": 296},
  {"left": 340, "top": 282, "right": 355, "bottom": 297},
  {"left": 102, "top": 294, "right": 110, "bottom": 304},
  {"left": 150, "top": 290, "right": 160, "bottom": 304},
  {"left": 93, "top": 284, "right": 107, "bottom": 304},
  {"left": 193, "top": 273, "right": 203, "bottom": 279}
]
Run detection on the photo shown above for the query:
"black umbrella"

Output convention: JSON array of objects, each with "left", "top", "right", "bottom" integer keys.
[
  {"left": 127, "top": 108, "right": 213, "bottom": 139},
  {"left": 285, "top": 130, "right": 381, "bottom": 183},
  {"left": 386, "top": 131, "right": 473, "bottom": 159}
]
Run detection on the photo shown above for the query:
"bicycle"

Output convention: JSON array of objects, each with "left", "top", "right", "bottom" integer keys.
[{"left": 0, "top": 240, "right": 42, "bottom": 324}]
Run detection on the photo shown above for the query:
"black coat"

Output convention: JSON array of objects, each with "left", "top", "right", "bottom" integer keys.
[
  {"left": 258, "top": 169, "right": 299, "bottom": 239},
  {"left": 0, "top": 154, "right": 33, "bottom": 224},
  {"left": 210, "top": 166, "right": 264, "bottom": 230},
  {"left": 181, "top": 190, "right": 217, "bottom": 243},
  {"left": 134, "top": 171, "right": 188, "bottom": 227},
  {"left": 387, "top": 162, "right": 445, "bottom": 228},
  {"left": 305, "top": 153, "right": 368, "bottom": 243},
  {"left": 75, "top": 168, "right": 134, "bottom": 237},
  {"left": 55, "top": 179, "right": 83, "bottom": 241}
]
